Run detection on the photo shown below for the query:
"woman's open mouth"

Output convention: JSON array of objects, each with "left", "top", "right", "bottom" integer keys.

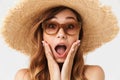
[{"left": 55, "top": 44, "right": 67, "bottom": 57}]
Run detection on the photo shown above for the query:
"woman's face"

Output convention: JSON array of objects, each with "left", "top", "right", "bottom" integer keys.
[{"left": 43, "top": 9, "right": 80, "bottom": 63}]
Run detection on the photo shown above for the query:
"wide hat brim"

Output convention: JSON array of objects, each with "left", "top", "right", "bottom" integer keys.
[{"left": 1, "top": 0, "right": 119, "bottom": 56}]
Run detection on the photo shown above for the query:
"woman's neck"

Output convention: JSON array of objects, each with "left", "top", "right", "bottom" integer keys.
[{"left": 58, "top": 63, "right": 63, "bottom": 71}]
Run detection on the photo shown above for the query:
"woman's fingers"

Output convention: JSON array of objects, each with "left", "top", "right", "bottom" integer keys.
[
  {"left": 42, "top": 41, "right": 54, "bottom": 60},
  {"left": 66, "top": 40, "right": 80, "bottom": 60}
]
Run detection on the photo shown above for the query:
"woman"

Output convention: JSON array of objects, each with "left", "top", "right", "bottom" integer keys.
[
  {"left": 16, "top": 6, "right": 104, "bottom": 80},
  {"left": 1, "top": 0, "right": 119, "bottom": 80}
]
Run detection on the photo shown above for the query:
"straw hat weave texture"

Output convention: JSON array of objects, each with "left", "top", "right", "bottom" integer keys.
[{"left": 1, "top": 0, "right": 119, "bottom": 56}]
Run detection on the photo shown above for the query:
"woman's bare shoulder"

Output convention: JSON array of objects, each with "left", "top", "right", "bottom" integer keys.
[
  {"left": 14, "top": 68, "right": 30, "bottom": 80},
  {"left": 84, "top": 65, "right": 105, "bottom": 80}
]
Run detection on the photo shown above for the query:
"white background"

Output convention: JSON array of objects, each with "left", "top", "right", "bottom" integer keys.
[{"left": 0, "top": 0, "right": 120, "bottom": 80}]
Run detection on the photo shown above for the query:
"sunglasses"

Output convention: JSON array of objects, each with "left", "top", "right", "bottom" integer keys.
[{"left": 42, "top": 21, "right": 81, "bottom": 35}]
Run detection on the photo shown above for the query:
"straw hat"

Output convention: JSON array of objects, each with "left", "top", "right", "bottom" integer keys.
[{"left": 1, "top": 0, "right": 119, "bottom": 56}]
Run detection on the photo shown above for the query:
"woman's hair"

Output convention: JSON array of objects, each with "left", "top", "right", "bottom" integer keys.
[{"left": 29, "top": 6, "right": 87, "bottom": 80}]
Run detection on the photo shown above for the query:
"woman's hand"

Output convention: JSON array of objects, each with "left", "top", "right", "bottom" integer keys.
[
  {"left": 61, "top": 40, "right": 80, "bottom": 80},
  {"left": 42, "top": 41, "right": 61, "bottom": 80},
  {"left": 42, "top": 40, "right": 80, "bottom": 80}
]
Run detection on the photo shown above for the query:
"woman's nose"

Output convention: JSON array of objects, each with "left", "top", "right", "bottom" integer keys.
[{"left": 57, "top": 28, "right": 67, "bottom": 39}]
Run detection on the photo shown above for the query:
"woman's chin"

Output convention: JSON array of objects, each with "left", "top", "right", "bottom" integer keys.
[
  {"left": 55, "top": 58, "right": 65, "bottom": 63},
  {"left": 53, "top": 51, "right": 68, "bottom": 63}
]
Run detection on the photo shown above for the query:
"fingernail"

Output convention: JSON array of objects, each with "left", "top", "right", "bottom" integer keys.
[
  {"left": 42, "top": 41, "right": 44, "bottom": 46},
  {"left": 42, "top": 40, "right": 44, "bottom": 42},
  {"left": 78, "top": 40, "right": 80, "bottom": 43}
]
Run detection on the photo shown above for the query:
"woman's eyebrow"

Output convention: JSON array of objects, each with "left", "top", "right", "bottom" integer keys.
[
  {"left": 52, "top": 16, "right": 76, "bottom": 20},
  {"left": 49, "top": 16, "right": 77, "bottom": 22},
  {"left": 66, "top": 16, "right": 77, "bottom": 21}
]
